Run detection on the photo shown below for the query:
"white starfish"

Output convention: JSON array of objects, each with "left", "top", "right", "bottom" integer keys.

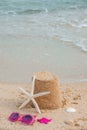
[{"left": 19, "top": 76, "right": 50, "bottom": 114}]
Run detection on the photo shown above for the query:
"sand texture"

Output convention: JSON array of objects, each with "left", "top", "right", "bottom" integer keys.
[{"left": 0, "top": 82, "right": 87, "bottom": 130}]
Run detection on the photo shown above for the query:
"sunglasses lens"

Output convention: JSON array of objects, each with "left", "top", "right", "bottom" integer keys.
[
  {"left": 21, "top": 115, "right": 33, "bottom": 124},
  {"left": 9, "top": 112, "right": 19, "bottom": 122}
]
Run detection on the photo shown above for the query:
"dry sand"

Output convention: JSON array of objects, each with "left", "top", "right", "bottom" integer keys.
[{"left": 0, "top": 82, "right": 87, "bottom": 130}]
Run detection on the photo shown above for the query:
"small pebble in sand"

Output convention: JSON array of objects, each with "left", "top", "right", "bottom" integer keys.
[{"left": 66, "top": 107, "right": 76, "bottom": 113}]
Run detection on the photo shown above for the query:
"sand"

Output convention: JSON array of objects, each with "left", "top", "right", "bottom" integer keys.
[{"left": 0, "top": 82, "right": 87, "bottom": 130}]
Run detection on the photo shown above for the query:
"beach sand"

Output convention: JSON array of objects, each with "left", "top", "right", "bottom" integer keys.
[{"left": 0, "top": 82, "right": 87, "bottom": 130}]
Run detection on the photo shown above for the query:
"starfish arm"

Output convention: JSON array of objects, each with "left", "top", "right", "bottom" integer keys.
[
  {"left": 19, "top": 87, "right": 31, "bottom": 97},
  {"left": 19, "top": 98, "right": 31, "bottom": 109},
  {"left": 33, "top": 91, "right": 50, "bottom": 98},
  {"left": 31, "top": 76, "right": 35, "bottom": 95},
  {"left": 31, "top": 98, "right": 41, "bottom": 114}
]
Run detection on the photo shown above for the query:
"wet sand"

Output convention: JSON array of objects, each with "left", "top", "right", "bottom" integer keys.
[{"left": 0, "top": 41, "right": 87, "bottom": 83}]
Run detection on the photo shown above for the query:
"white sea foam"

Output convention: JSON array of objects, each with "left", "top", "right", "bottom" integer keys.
[{"left": 71, "top": 23, "right": 87, "bottom": 28}]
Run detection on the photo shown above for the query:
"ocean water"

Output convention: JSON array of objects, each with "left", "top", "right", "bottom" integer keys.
[{"left": 0, "top": 0, "right": 87, "bottom": 83}]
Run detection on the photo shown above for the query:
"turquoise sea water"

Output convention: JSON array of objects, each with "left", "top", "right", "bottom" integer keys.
[
  {"left": 0, "top": 0, "right": 87, "bottom": 83},
  {"left": 0, "top": 0, "right": 87, "bottom": 15}
]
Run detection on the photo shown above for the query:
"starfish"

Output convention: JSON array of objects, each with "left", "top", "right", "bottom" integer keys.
[{"left": 19, "top": 76, "right": 50, "bottom": 114}]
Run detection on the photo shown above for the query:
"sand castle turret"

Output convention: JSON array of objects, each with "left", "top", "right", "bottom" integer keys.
[{"left": 33, "top": 71, "right": 62, "bottom": 109}]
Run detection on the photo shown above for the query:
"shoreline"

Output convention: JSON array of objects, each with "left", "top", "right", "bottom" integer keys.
[{"left": 0, "top": 81, "right": 87, "bottom": 130}]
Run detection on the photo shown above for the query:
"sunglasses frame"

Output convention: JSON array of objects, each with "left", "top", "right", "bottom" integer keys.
[{"left": 8, "top": 112, "right": 36, "bottom": 125}]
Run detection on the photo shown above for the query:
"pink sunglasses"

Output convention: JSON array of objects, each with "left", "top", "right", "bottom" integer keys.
[{"left": 8, "top": 112, "right": 36, "bottom": 125}]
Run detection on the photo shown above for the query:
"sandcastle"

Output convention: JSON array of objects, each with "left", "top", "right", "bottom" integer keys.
[{"left": 33, "top": 71, "right": 62, "bottom": 109}]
